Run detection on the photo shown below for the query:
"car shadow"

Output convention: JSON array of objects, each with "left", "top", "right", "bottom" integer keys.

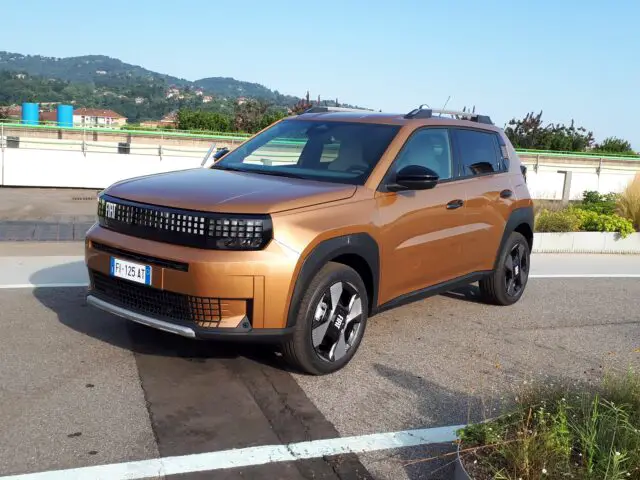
[
  {"left": 440, "top": 284, "right": 485, "bottom": 304},
  {"left": 29, "top": 261, "right": 294, "bottom": 372}
]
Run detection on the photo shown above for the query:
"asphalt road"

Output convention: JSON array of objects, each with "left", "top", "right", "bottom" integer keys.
[{"left": 0, "top": 247, "right": 639, "bottom": 479}]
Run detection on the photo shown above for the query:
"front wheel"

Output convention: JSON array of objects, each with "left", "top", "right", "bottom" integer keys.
[
  {"left": 479, "top": 231, "right": 530, "bottom": 306},
  {"left": 282, "top": 262, "right": 368, "bottom": 375}
]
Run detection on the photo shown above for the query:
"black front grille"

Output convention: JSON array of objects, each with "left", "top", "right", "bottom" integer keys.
[
  {"left": 92, "top": 241, "right": 189, "bottom": 272},
  {"left": 90, "top": 270, "right": 222, "bottom": 327},
  {"left": 97, "top": 194, "right": 271, "bottom": 249}
]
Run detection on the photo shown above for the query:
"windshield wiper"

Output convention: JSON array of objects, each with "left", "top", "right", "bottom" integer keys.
[
  {"left": 244, "top": 169, "right": 306, "bottom": 179},
  {"left": 214, "top": 165, "right": 305, "bottom": 179},
  {"left": 211, "top": 164, "right": 245, "bottom": 172}
]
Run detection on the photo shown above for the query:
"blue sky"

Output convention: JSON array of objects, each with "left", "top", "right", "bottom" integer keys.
[{"left": 2, "top": 0, "right": 639, "bottom": 149}]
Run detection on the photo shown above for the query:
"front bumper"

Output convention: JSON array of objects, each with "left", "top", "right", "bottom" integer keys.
[
  {"left": 86, "top": 294, "right": 294, "bottom": 341},
  {"left": 84, "top": 223, "right": 300, "bottom": 337}
]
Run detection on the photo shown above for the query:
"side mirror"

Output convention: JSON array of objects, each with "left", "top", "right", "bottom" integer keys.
[
  {"left": 213, "top": 147, "right": 229, "bottom": 160},
  {"left": 201, "top": 145, "right": 230, "bottom": 168},
  {"left": 388, "top": 165, "right": 439, "bottom": 192}
]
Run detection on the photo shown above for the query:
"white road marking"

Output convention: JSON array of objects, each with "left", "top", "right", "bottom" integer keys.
[
  {"left": 0, "top": 283, "right": 89, "bottom": 290},
  {"left": 0, "top": 425, "right": 463, "bottom": 480},
  {"left": 530, "top": 274, "right": 640, "bottom": 278}
]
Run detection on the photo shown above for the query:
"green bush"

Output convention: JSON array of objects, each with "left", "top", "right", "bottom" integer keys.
[
  {"left": 535, "top": 209, "right": 581, "bottom": 233},
  {"left": 573, "top": 208, "right": 635, "bottom": 238},
  {"left": 535, "top": 207, "right": 635, "bottom": 238},
  {"left": 577, "top": 190, "right": 619, "bottom": 215}
]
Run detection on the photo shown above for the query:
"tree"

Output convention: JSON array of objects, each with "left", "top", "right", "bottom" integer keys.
[
  {"left": 592, "top": 137, "right": 635, "bottom": 155},
  {"left": 176, "top": 109, "right": 232, "bottom": 132},
  {"left": 290, "top": 91, "right": 313, "bottom": 114},
  {"left": 504, "top": 111, "right": 595, "bottom": 152}
]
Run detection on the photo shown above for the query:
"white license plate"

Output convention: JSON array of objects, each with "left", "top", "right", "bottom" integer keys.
[{"left": 110, "top": 257, "right": 151, "bottom": 285}]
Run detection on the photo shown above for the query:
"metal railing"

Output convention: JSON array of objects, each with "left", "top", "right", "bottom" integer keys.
[{"left": 1, "top": 121, "right": 639, "bottom": 162}]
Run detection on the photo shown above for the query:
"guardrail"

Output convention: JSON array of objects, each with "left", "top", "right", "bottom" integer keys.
[{"left": 2, "top": 121, "right": 639, "bottom": 161}]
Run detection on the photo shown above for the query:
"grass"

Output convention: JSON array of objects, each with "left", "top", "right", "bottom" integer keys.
[
  {"left": 457, "top": 370, "right": 640, "bottom": 479},
  {"left": 618, "top": 175, "right": 640, "bottom": 231}
]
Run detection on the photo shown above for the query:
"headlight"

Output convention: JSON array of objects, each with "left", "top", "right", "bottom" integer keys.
[{"left": 207, "top": 216, "right": 272, "bottom": 250}]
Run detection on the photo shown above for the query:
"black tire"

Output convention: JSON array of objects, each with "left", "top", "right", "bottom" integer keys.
[
  {"left": 479, "top": 231, "right": 530, "bottom": 306},
  {"left": 282, "top": 262, "right": 369, "bottom": 375}
]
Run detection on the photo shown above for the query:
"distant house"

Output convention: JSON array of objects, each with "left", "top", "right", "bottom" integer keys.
[
  {"left": 202, "top": 95, "right": 213, "bottom": 103},
  {"left": 165, "top": 87, "right": 181, "bottom": 99},
  {"left": 159, "top": 110, "right": 178, "bottom": 127},
  {"left": 5, "top": 105, "right": 22, "bottom": 119},
  {"left": 73, "top": 108, "right": 127, "bottom": 128},
  {"left": 39, "top": 111, "right": 58, "bottom": 124}
]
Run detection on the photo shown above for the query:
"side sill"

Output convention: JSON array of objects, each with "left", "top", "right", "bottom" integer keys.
[{"left": 373, "top": 271, "right": 492, "bottom": 315}]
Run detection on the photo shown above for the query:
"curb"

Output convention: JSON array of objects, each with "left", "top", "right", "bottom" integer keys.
[{"left": 532, "top": 232, "right": 640, "bottom": 254}]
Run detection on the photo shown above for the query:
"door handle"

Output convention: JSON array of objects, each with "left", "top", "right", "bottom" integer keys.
[
  {"left": 446, "top": 199, "right": 464, "bottom": 210},
  {"left": 500, "top": 189, "right": 513, "bottom": 199}
]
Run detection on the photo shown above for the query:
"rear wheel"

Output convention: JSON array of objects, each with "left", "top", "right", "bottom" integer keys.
[
  {"left": 282, "top": 262, "right": 368, "bottom": 375},
  {"left": 479, "top": 231, "right": 530, "bottom": 306}
]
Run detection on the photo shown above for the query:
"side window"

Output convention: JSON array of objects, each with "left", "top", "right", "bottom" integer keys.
[
  {"left": 394, "top": 128, "right": 453, "bottom": 180},
  {"left": 454, "top": 129, "right": 503, "bottom": 176}
]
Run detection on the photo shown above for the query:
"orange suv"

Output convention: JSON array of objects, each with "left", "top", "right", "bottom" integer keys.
[{"left": 85, "top": 105, "right": 533, "bottom": 375}]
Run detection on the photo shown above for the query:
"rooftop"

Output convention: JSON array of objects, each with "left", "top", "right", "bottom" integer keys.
[{"left": 74, "top": 108, "right": 126, "bottom": 119}]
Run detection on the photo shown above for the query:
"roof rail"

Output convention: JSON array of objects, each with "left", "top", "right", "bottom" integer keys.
[
  {"left": 302, "top": 106, "right": 369, "bottom": 114},
  {"left": 404, "top": 105, "right": 493, "bottom": 124}
]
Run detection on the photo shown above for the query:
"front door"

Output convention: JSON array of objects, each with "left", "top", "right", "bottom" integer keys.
[{"left": 375, "top": 127, "right": 470, "bottom": 305}]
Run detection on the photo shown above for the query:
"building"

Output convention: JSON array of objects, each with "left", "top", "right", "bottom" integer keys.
[
  {"left": 159, "top": 110, "right": 178, "bottom": 127},
  {"left": 73, "top": 108, "right": 127, "bottom": 128}
]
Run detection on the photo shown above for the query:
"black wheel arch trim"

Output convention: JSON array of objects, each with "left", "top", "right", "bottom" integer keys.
[
  {"left": 493, "top": 206, "right": 534, "bottom": 270},
  {"left": 286, "top": 233, "right": 380, "bottom": 328}
]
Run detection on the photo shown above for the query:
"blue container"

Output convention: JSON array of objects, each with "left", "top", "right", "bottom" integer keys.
[
  {"left": 57, "top": 104, "right": 74, "bottom": 127},
  {"left": 22, "top": 102, "right": 39, "bottom": 125}
]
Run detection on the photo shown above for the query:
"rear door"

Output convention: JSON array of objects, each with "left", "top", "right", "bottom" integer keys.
[{"left": 450, "top": 127, "right": 516, "bottom": 273}]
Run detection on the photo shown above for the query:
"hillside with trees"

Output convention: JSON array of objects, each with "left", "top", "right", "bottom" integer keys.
[
  {"left": 0, "top": 51, "right": 636, "bottom": 153},
  {"left": 0, "top": 51, "right": 360, "bottom": 123}
]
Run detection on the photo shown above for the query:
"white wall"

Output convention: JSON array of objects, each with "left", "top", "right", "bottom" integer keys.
[
  {"left": 522, "top": 162, "right": 638, "bottom": 200},
  {"left": 1, "top": 144, "right": 639, "bottom": 199},
  {"left": 1, "top": 148, "right": 204, "bottom": 189}
]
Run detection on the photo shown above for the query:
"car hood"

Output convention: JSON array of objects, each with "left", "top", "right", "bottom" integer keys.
[{"left": 104, "top": 168, "right": 357, "bottom": 214}]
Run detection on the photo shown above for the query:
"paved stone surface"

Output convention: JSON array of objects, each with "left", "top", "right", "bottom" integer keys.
[
  {"left": 0, "top": 219, "right": 95, "bottom": 241},
  {"left": 0, "top": 187, "right": 99, "bottom": 221}
]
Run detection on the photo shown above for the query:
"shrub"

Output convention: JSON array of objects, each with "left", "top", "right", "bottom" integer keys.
[
  {"left": 535, "top": 209, "right": 581, "bottom": 233},
  {"left": 618, "top": 176, "right": 640, "bottom": 231},
  {"left": 573, "top": 208, "right": 635, "bottom": 238},
  {"left": 535, "top": 207, "right": 635, "bottom": 237},
  {"left": 577, "top": 190, "right": 619, "bottom": 215}
]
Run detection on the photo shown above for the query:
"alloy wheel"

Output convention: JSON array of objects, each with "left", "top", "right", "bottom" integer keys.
[
  {"left": 504, "top": 242, "right": 528, "bottom": 297},
  {"left": 311, "top": 281, "right": 364, "bottom": 363}
]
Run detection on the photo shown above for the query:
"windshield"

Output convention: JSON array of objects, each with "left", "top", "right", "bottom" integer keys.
[{"left": 213, "top": 119, "right": 400, "bottom": 185}]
